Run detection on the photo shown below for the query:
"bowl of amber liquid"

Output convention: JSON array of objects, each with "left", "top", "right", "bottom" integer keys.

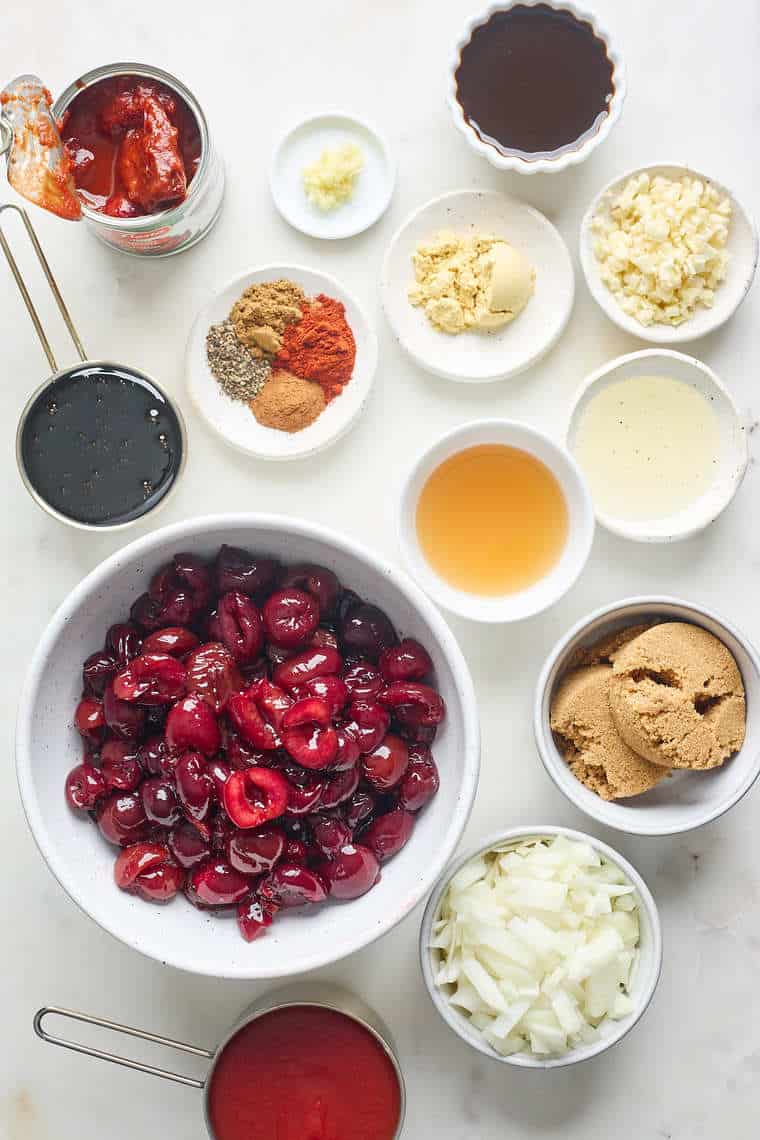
[{"left": 398, "top": 419, "right": 595, "bottom": 622}]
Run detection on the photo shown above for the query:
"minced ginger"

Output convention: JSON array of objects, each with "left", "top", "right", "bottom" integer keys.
[{"left": 303, "top": 142, "right": 364, "bottom": 211}]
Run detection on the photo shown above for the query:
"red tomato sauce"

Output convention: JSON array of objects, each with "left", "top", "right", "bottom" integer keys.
[
  {"left": 207, "top": 1006, "right": 402, "bottom": 1140},
  {"left": 59, "top": 76, "right": 201, "bottom": 219}
]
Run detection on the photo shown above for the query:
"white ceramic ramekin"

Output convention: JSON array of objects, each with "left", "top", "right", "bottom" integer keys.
[
  {"left": 447, "top": 2, "right": 627, "bottom": 175},
  {"left": 16, "top": 514, "right": 480, "bottom": 979},
  {"left": 398, "top": 420, "right": 595, "bottom": 623},
  {"left": 534, "top": 597, "right": 760, "bottom": 836},
  {"left": 419, "top": 825, "right": 662, "bottom": 1068},
  {"left": 566, "top": 349, "right": 748, "bottom": 543}
]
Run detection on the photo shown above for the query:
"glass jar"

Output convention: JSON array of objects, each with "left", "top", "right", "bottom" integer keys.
[{"left": 53, "top": 61, "right": 224, "bottom": 257}]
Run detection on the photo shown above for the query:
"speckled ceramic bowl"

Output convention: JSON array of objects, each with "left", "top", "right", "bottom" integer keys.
[
  {"left": 420, "top": 825, "right": 662, "bottom": 1068},
  {"left": 534, "top": 597, "right": 760, "bottom": 836},
  {"left": 447, "top": 2, "right": 626, "bottom": 174},
  {"left": 16, "top": 514, "right": 480, "bottom": 979}
]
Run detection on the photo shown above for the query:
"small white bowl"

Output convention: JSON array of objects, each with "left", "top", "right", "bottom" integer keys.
[
  {"left": 381, "top": 189, "right": 574, "bottom": 383},
  {"left": 447, "top": 2, "right": 626, "bottom": 175},
  {"left": 270, "top": 111, "right": 395, "bottom": 240},
  {"left": 398, "top": 419, "right": 595, "bottom": 623},
  {"left": 534, "top": 597, "right": 760, "bottom": 836},
  {"left": 16, "top": 514, "right": 480, "bottom": 979},
  {"left": 185, "top": 265, "right": 377, "bottom": 460},
  {"left": 580, "top": 163, "right": 759, "bottom": 343},
  {"left": 566, "top": 349, "right": 748, "bottom": 543},
  {"left": 419, "top": 825, "right": 662, "bottom": 1068}
]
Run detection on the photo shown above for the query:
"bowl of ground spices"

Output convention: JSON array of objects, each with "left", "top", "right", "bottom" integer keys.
[{"left": 186, "top": 265, "right": 377, "bottom": 459}]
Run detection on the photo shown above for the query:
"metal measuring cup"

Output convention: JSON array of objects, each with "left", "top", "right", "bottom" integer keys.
[
  {"left": 1, "top": 203, "right": 187, "bottom": 529},
  {"left": 34, "top": 983, "right": 406, "bottom": 1139}
]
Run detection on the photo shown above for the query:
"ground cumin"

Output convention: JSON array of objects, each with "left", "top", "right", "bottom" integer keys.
[
  {"left": 275, "top": 294, "right": 356, "bottom": 401},
  {"left": 230, "top": 279, "right": 305, "bottom": 357},
  {"left": 250, "top": 369, "right": 325, "bottom": 433}
]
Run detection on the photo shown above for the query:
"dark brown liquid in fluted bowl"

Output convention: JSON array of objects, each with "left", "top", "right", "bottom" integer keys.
[{"left": 455, "top": 4, "right": 615, "bottom": 160}]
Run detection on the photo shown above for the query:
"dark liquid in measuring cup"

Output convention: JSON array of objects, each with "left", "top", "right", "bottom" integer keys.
[
  {"left": 455, "top": 4, "right": 615, "bottom": 160},
  {"left": 20, "top": 365, "right": 183, "bottom": 526}
]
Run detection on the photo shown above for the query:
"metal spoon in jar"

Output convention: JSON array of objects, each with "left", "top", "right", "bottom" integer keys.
[{"left": 1, "top": 73, "right": 80, "bottom": 219}]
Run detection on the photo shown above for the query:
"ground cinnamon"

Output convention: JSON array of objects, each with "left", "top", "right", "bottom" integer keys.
[
  {"left": 250, "top": 369, "right": 325, "bottom": 433},
  {"left": 275, "top": 294, "right": 356, "bottom": 401}
]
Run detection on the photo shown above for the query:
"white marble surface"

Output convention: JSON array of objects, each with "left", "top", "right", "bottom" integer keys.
[{"left": 2, "top": 1, "right": 759, "bottom": 1136}]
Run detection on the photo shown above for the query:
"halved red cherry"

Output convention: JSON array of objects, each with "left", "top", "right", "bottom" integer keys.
[
  {"left": 223, "top": 768, "right": 289, "bottom": 829},
  {"left": 258, "top": 863, "right": 327, "bottom": 908},
  {"left": 342, "top": 660, "right": 383, "bottom": 700},
  {"left": 114, "top": 842, "right": 169, "bottom": 889},
  {"left": 103, "top": 684, "right": 146, "bottom": 740},
  {"left": 379, "top": 639, "right": 432, "bottom": 683},
  {"left": 175, "top": 752, "right": 215, "bottom": 822},
  {"left": 332, "top": 724, "right": 361, "bottom": 771},
  {"left": 280, "top": 563, "right": 340, "bottom": 615},
  {"left": 360, "top": 808, "right": 415, "bottom": 863},
  {"left": 316, "top": 843, "right": 380, "bottom": 899},
  {"left": 292, "top": 674, "right": 349, "bottom": 718},
  {"left": 237, "top": 893, "right": 278, "bottom": 942},
  {"left": 262, "top": 588, "right": 319, "bottom": 648},
  {"left": 397, "top": 745, "right": 440, "bottom": 811},
  {"left": 141, "top": 777, "right": 181, "bottom": 827},
  {"left": 185, "top": 642, "right": 243, "bottom": 713},
  {"left": 82, "top": 651, "right": 118, "bottom": 696},
  {"left": 113, "top": 653, "right": 187, "bottom": 705},
  {"left": 142, "top": 627, "right": 200, "bottom": 657},
  {"left": 273, "top": 646, "right": 343, "bottom": 692},
  {"left": 65, "top": 763, "right": 106, "bottom": 811},
  {"left": 217, "top": 591, "right": 263, "bottom": 663},
  {"left": 100, "top": 740, "right": 143, "bottom": 793},
  {"left": 74, "top": 696, "right": 105, "bottom": 740},
  {"left": 362, "top": 733, "right": 409, "bottom": 791},
  {"left": 311, "top": 814, "right": 352, "bottom": 859},
  {"left": 165, "top": 696, "right": 220, "bottom": 755},
  {"left": 132, "top": 863, "right": 185, "bottom": 902},
  {"left": 281, "top": 697, "right": 337, "bottom": 770},
  {"left": 344, "top": 698, "right": 390, "bottom": 754},
  {"left": 285, "top": 775, "right": 325, "bottom": 816},
  {"left": 168, "top": 819, "right": 210, "bottom": 868},
  {"left": 319, "top": 765, "right": 361, "bottom": 809},
  {"left": 186, "top": 859, "right": 250, "bottom": 908},
  {"left": 215, "top": 545, "right": 281, "bottom": 597},
  {"left": 378, "top": 682, "right": 445, "bottom": 726},
  {"left": 227, "top": 826, "right": 285, "bottom": 875}
]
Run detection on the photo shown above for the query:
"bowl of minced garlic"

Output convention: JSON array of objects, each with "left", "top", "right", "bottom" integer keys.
[
  {"left": 535, "top": 597, "right": 760, "bottom": 836},
  {"left": 205, "top": 277, "right": 357, "bottom": 434}
]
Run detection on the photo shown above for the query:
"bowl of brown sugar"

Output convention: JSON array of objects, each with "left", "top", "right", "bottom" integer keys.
[{"left": 185, "top": 265, "right": 377, "bottom": 460}]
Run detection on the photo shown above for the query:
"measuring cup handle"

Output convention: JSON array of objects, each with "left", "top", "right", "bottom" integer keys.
[
  {"left": 0, "top": 203, "right": 87, "bottom": 371},
  {"left": 33, "top": 1006, "right": 214, "bottom": 1090}
]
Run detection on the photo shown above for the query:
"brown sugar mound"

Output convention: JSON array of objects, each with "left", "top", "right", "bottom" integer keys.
[
  {"left": 567, "top": 624, "right": 654, "bottom": 670},
  {"left": 231, "top": 280, "right": 305, "bottom": 356},
  {"left": 609, "top": 622, "right": 746, "bottom": 770},
  {"left": 551, "top": 664, "right": 668, "bottom": 800}
]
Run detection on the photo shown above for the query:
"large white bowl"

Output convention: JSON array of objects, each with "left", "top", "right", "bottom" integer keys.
[
  {"left": 534, "top": 597, "right": 760, "bottom": 836},
  {"left": 447, "top": 2, "right": 627, "bottom": 175},
  {"left": 398, "top": 420, "right": 595, "bottom": 622},
  {"left": 16, "top": 514, "right": 480, "bottom": 979},
  {"left": 420, "top": 826, "right": 662, "bottom": 1068}
]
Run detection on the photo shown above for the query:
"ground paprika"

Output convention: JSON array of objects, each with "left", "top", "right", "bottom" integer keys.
[{"left": 274, "top": 294, "right": 356, "bottom": 402}]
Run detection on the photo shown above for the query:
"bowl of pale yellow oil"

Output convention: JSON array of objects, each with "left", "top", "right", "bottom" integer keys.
[
  {"left": 398, "top": 420, "right": 595, "bottom": 622},
  {"left": 567, "top": 349, "right": 748, "bottom": 542}
]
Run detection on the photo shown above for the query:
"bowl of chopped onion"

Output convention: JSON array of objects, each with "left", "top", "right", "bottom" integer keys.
[{"left": 419, "top": 826, "right": 661, "bottom": 1067}]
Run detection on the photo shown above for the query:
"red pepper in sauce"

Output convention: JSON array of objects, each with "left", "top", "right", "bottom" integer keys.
[{"left": 59, "top": 76, "right": 201, "bottom": 218}]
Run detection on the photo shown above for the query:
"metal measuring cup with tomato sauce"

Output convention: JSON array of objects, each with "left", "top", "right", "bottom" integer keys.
[
  {"left": 53, "top": 61, "right": 224, "bottom": 256},
  {"left": 35, "top": 985, "right": 406, "bottom": 1140}
]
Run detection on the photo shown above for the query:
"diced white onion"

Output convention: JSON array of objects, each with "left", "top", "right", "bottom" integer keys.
[{"left": 431, "top": 836, "right": 641, "bottom": 1058}]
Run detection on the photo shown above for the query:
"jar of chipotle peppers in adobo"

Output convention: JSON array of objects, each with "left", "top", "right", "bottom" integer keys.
[{"left": 54, "top": 62, "right": 224, "bottom": 257}]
